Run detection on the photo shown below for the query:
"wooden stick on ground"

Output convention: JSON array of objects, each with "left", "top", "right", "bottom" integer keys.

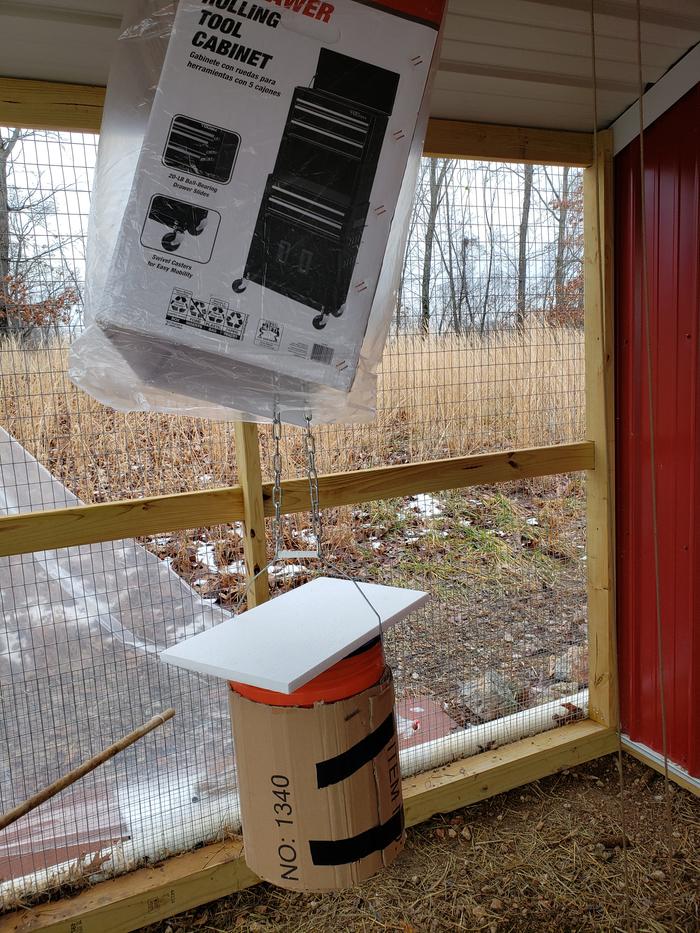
[{"left": 0, "top": 708, "right": 176, "bottom": 832}]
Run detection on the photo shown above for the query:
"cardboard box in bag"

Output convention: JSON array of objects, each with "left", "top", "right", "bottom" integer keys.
[{"left": 229, "top": 668, "right": 404, "bottom": 891}]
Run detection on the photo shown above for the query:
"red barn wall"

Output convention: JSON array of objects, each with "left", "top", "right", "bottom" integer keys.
[{"left": 615, "top": 82, "right": 700, "bottom": 777}]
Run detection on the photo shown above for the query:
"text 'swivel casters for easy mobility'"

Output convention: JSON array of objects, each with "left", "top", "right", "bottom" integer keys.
[
  {"left": 69, "top": 0, "right": 447, "bottom": 425},
  {"left": 234, "top": 50, "right": 399, "bottom": 331}
]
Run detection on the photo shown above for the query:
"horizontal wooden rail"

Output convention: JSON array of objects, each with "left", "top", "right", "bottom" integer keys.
[
  {"left": 424, "top": 118, "right": 594, "bottom": 167},
  {"left": 0, "top": 78, "right": 106, "bottom": 133},
  {"left": 0, "top": 79, "right": 594, "bottom": 166},
  {"left": 0, "top": 720, "right": 615, "bottom": 933},
  {"left": 0, "top": 443, "right": 594, "bottom": 557},
  {"left": 260, "top": 441, "right": 595, "bottom": 516}
]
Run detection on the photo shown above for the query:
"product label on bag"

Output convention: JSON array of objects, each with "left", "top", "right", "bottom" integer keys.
[{"left": 98, "top": 0, "right": 443, "bottom": 393}]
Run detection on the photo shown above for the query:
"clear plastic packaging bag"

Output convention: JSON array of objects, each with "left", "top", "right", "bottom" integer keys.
[{"left": 69, "top": 0, "right": 444, "bottom": 424}]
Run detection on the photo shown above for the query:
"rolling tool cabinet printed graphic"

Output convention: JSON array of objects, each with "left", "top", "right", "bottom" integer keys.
[
  {"left": 141, "top": 195, "right": 221, "bottom": 262},
  {"left": 231, "top": 49, "right": 400, "bottom": 331},
  {"left": 163, "top": 115, "right": 240, "bottom": 184}
]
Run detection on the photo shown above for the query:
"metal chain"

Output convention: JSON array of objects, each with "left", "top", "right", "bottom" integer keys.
[
  {"left": 271, "top": 410, "right": 283, "bottom": 560},
  {"left": 304, "top": 413, "right": 322, "bottom": 560}
]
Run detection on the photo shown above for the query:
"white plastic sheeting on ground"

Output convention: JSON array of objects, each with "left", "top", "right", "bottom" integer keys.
[{"left": 0, "top": 428, "right": 239, "bottom": 904}]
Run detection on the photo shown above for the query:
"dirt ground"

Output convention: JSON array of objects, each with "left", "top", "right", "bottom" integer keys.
[{"left": 141, "top": 754, "right": 699, "bottom": 933}]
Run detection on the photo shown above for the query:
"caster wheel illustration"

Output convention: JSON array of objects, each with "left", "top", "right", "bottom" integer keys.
[
  {"left": 313, "top": 314, "right": 327, "bottom": 330},
  {"left": 161, "top": 231, "right": 183, "bottom": 252},
  {"left": 330, "top": 304, "right": 345, "bottom": 318},
  {"left": 232, "top": 278, "right": 247, "bottom": 294},
  {"left": 193, "top": 217, "right": 208, "bottom": 236}
]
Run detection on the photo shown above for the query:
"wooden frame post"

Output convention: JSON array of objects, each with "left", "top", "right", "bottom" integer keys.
[
  {"left": 233, "top": 422, "right": 269, "bottom": 607},
  {"left": 584, "top": 129, "right": 617, "bottom": 728}
]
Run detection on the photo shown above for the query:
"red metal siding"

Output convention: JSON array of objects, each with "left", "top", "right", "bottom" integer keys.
[{"left": 615, "top": 83, "right": 700, "bottom": 777}]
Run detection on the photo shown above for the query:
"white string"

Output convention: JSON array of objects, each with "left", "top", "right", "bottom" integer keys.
[{"left": 634, "top": 2, "right": 677, "bottom": 926}]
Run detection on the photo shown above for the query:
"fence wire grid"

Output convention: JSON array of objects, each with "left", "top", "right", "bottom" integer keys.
[{"left": 0, "top": 129, "right": 587, "bottom": 906}]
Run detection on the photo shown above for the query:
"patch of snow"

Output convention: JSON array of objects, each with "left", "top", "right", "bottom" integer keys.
[
  {"left": 225, "top": 560, "right": 246, "bottom": 575},
  {"left": 192, "top": 578, "right": 209, "bottom": 587},
  {"left": 269, "top": 564, "right": 306, "bottom": 579},
  {"left": 196, "top": 542, "right": 218, "bottom": 572},
  {"left": 294, "top": 528, "right": 317, "bottom": 547},
  {"left": 409, "top": 493, "right": 443, "bottom": 518},
  {"left": 199, "top": 474, "right": 213, "bottom": 484},
  {"left": 152, "top": 535, "right": 172, "bottom": 546},
  {"left": 526, "top": 517, "right": 539, "bottom": 526}
]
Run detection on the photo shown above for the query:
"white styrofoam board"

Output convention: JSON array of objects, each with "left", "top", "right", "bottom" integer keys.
[
  {"left": 160, "top": 577, "right": 428, "bottom": 694},
  {"left": 612, "top": 43, "right": 700, "bottom": 154}
]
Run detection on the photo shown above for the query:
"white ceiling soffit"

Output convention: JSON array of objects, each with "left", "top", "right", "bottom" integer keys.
[{"left": 0, "top": 0, "right": 698, "bottom": 132}]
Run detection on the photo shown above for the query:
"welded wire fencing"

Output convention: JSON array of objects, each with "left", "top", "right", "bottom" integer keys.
[{"left": 0, "top": 128, "right": 587, "bottom": 906}]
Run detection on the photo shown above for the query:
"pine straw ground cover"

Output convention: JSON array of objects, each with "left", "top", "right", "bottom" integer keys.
[{"left": 141, "top": 755, "right": 699, "bottom": 933}]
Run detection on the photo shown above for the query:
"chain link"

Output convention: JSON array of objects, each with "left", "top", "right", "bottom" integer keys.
[{"left": 304, "top": 413, "right": 322, "bottom": 560}]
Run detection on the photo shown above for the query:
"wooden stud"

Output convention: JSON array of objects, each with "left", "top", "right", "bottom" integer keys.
[
  {"left": 233, "top": 422, "right": 269, "bottom": 607},
  {"left": 0, "top": 720, "right": 615, "bottom": 933},
  {"left": 424, "top": 118, "right": 594, "bottom": 167},
  {"left": 0, "top": 79, "right": 594, "bottom": 167},
  {"left": 0, "top": 79, "right": 105, "bottom": 133},
  {"left": 0, "top": 442, "right": 594, "bottom": 557},
  {"left": 584, "top": 130, "right": 617, "bottom": 729}
]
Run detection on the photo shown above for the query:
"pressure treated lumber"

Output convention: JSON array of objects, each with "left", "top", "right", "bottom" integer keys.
[
  {"left": 0, "top": 79, "right": 105, "bottom": 133},
  {"left": 233, "top": 422, "right": 269, "bottom": 607},
  {"left": 584, "top": 130, "right": 617, "bottom": 729},
  {"left": 0, "top": 79, "right": 593, "bottom": 168},
  {"left": 424, "top": 118, "right": 594, "bottom": 166},
  {"left": 0, "top": 486, "right": 246, "bottom": 558},
  {"left": 0, "top": 711, "right": 175, "bottom": 833},
  {"left": 403, "top": 720, "right": 617, "bottom": 826},
  {"left": 0, "top": 720, "right": 615, "bottom": 933},
  {"left": 0, "top": 442, "right": 594, "bottom": 557},
  {"left": 0, "top": 840, "right": 257, "bottom": 933},
  {"left": 259, "top": 441, "right": 595, "bottom": 516}
]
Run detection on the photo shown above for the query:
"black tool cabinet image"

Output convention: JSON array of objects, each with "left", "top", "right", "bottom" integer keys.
[
  {"left": 232, "top": 50, "right": 400, "bottom": 330},
  {"left": 163, "top": 115, "right": 240, "bottom": 184}
]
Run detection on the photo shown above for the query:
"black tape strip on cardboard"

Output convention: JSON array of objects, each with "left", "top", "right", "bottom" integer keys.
[
  {"left": 316, "top": 712, "right": 395, "bottom": 788},
  {"left": 309, "top": 809, "right": 405, "bottom": 866}
]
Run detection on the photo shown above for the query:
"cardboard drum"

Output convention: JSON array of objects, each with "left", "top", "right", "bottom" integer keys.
[{"left": 229, "top": 667, "right": 404, "bottom": 891}]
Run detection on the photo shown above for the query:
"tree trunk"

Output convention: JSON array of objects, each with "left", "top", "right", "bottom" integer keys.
[
  {"left": 516, "top": 163, "right": 534, "bottom": 332},
  {"left": 420, "top": 158, "right": 449, "bottom": 336},
  {"left": 554, "top": 165, "right": 570, "bottom": 313},
  {"left": 0, "top": 132, "right": 20, "bottom": 338}
]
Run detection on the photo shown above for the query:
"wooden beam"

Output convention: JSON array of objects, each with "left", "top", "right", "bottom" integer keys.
[
  {"left": 0, "top": 79, "right": 594, "bottom": 167},
  {"left": 0, "top": 839, "right": 257, "bottom": 933},
  {"left": 0, "top": 78, "right": 104, "bottom": 133},
  {"left": 424, "top": 118, "right": 594, "bottom": 167},
  {"left": 0, "top": 487, "right": 245, "bottom": 558},
  {"left": 584, "top": 130, "right": 617, "bottom": 730},
  {"left": 0, "top": 442, "right": 594, "bottom": 557},
  {"left": 0, "top": 720, "right": 615, "bottom": 933},
  {"left": 233, "top": 422, "right": 269, "bottom": 607},
  {"left": 260, "top": 441, "right": 595, "bottom": 516},
  {"left": 403, "top": 719, "right": 617, "bottom": 826}
]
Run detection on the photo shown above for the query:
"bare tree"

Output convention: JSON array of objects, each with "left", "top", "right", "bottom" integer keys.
[
  {"left": 516, "top": 163, "right": 534, "bottom": 332},
  {"left": 420, "top": 158, "right": 450, "bottom": 335},
  {"left": 0, "top": 128, "right": 80, "bottom": 342}
]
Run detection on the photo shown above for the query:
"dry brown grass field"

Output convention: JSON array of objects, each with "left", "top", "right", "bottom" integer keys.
[{"left": 0, "top": 322, "right": 584, "bottom": 502}]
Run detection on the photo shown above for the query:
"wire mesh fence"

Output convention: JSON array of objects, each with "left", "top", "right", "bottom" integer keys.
[{"left": 0, "top": 128, "right": 587, "bottom": 906}]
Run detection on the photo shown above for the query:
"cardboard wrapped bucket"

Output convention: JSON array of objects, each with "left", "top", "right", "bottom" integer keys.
[
  {"left": 161, "top": 578, "right": 428, "bottom": 890},
  {"left": 229, "top": 643, "right": 404, "bottom": 891}
]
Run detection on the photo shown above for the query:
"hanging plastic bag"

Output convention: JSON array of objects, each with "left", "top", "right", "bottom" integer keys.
[{"left": 69, "top": 0, "right": 445, "bottom": 424}]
